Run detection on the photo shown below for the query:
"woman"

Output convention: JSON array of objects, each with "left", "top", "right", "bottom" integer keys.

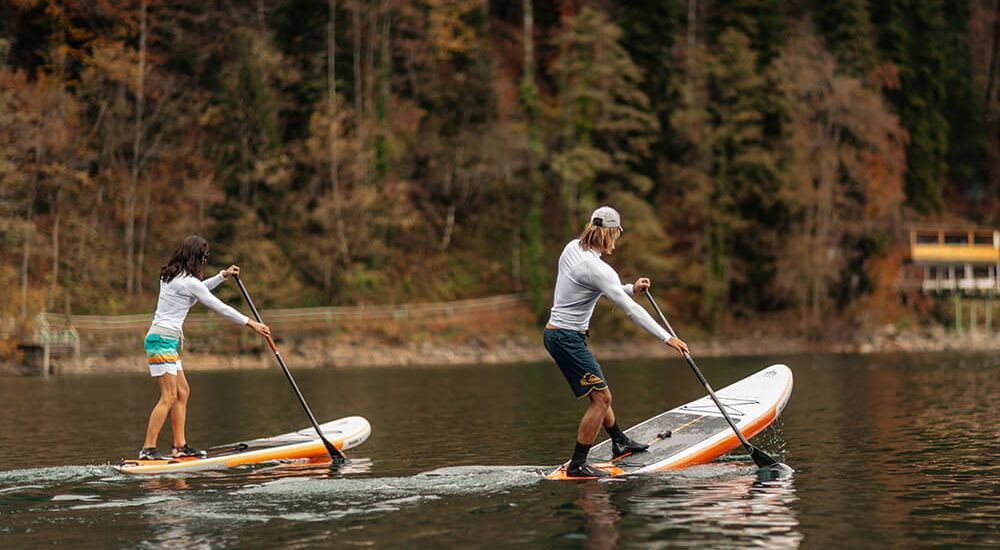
[
  {"left": 543, "top": 206, "right": 689, "bottom": 478},
  {"left": 140, "top": 235, "right": 270, "bottom": 460}
]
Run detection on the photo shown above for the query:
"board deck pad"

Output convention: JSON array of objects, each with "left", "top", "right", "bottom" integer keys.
[
  {"left": 117, "top": 416, "right": 371, "bottom": 474},
  {"left": 547, "top": 364, "right": 793, "bottom": 480},
  {"left": 594, "top": 413, "right": 733, "bottom": 468}
]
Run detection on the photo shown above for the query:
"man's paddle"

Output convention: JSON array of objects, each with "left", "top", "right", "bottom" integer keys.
[
  {"left": 643, "top": 289, "right": 791, "bottom": 473},
  {"left": 234, "top": 274, "right": 346, "bottom": 463}
]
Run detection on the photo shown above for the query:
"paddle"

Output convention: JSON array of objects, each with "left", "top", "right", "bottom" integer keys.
[
  {"left": 643, "top": 289, "right": 791, "bottom": 473},
  {"left": 234, "top": 274, "right": 346, "bottom": 464}
]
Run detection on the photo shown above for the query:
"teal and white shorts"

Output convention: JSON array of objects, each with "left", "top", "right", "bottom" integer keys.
[{"left": 144, "top": 333, "right": 183, "bottom": 377}]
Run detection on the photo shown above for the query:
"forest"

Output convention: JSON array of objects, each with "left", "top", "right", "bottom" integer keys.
[{"left": 1, "top": 0, "right": 997, "bottom": 348}]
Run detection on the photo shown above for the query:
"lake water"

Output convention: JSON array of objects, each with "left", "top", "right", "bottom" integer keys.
[{"left": 1, "top": 352, "right": 997, "bottom": 548}]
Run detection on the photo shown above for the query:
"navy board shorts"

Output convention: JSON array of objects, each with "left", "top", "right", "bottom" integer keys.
[{"left": 543, "top": 328, "right": 608, "bottom": 398}]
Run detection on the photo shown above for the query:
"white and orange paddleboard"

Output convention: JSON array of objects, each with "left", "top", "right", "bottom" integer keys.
[
  {"left": 547, "top": 364, "right": 793, "bottom": 480},
  {"left": 117, "top": 416, "right": 371, "bottom": 474}
]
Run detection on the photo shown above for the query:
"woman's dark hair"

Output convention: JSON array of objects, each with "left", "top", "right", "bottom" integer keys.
[{"left": 160, "top": 235, "right": 209, "bottom": 283}]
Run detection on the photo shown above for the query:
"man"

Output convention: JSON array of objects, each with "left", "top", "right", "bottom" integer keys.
[{"left": 543, "top": 206, "right": 689, "bottom": 478}]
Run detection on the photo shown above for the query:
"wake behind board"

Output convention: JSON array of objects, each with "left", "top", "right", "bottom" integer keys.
[
  {"left": 547, "top": 364, "right": 792, "bottom": 480},
  {"left": 117, "top": 416, "right": 371, "bottom": 474}
]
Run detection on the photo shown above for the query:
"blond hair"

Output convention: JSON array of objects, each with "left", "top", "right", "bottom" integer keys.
[{"left": 578, "top": 224, "right": 620, "bottom": 255}]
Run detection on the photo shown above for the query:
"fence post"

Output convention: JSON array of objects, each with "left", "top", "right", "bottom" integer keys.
[{"left": 42, "top": 342, "right": 51, "bottom": 377}]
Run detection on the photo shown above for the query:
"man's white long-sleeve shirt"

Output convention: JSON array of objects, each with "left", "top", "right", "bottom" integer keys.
[{"left": 547, "top": 240, "right": 672, "bottom": 342}]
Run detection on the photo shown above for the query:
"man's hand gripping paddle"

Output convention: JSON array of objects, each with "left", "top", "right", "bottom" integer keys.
[
  {"left": 235, "top": 275, "right": 346, "bottom": 464},
  {"left": 644, "top": 290, "right": 792, "bottom": 476}
]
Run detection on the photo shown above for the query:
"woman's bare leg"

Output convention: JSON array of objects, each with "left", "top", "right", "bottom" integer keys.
[
  {"left": 143, "top": 374, "right": 178, "bottom": 449},
  {"left": 170, "top": 370, "right": 191, "bottom": 447}
]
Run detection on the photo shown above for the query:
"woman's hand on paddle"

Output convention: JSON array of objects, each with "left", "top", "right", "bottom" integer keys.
[
  {"left": 222, "top": 265, "right": 240, "bottom": 280},
  {"left": 633, "top": 277, "right": 651, "bottom": 292},
  {"left": 666, "top": 336, "right": 689, "bottom": 355},
  {"left": 247, "top": 319, "right": 271, "bottom": 337}
]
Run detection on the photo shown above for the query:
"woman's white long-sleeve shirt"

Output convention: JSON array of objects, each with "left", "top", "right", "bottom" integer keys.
[
  {"left": 148, "top": 271, "right": 249, "bottom": 336},
  {"left": 547, "top": 240, "right": 672, "bottom": 342}
]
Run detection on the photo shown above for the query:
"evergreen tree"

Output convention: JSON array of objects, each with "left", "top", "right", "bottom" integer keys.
[
  {"left": 519, "top": 0, "right": 547, "bottom": 315},
  {"left": 941, "top": 0, "right": 990, "bottom": 205},
  {"left": 875, "top": 0, "right": 950, "bottom": 213},
  {"left": 671, "top": 28, "right": 779, "bottom": 328},
  {"left": 618, "top": 0, "right": 680, "bottom": 185},
  {"left": 710, "top": 0, "right": 786, "bottom": 65},
  {"left": 813, "top": 0, "right": 877, "bottom": 77},
  {"left": 551, "top": 6, "right": 659, "bottom": 232},
  {"left": 212, "top": 27, "right": 292, "bottom": 208}
]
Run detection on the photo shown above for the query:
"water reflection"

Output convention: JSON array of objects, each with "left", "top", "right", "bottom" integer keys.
[
  {"left": 575, "top": 483, "right": 622, "bottom": 550},
  {"left": 142, "top": 476, "right": 191, "bottom": 492},
  {"left": 628, "top": 465, "right": 802, "bottom": 548}
]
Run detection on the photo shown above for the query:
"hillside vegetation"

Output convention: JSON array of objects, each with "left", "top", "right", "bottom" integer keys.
[{"left": 1, "top": 1, "right": 997, "bottom": 349}]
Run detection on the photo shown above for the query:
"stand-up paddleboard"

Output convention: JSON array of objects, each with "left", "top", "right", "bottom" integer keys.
[
  {"left": 547, "top": 364, "right": 792, "bottom": 480},
  {"left": 117, "top": 416, "right": 371, "bottom": 474}
]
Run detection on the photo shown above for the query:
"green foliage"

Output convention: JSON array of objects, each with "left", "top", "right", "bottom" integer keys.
[
  {"left": 940, "top": 0, "right": 990, "bottom": 203},
  {"left": 876, "top": 0, "right": 951, "bottom": 213},
  {"left": 813, "top": 0, "right": 877, "bottom": 77},
  {"left": 671, "top": 28, "right": 779, "bottom": 328},
  {"left": 711, "top": 0, "right": 786, "bottom": 65},
  {"left": 551, "top": 6, "right": 659, "bottom": 237}
]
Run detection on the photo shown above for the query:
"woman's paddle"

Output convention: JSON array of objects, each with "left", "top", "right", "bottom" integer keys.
[
  {"left": 234, "top": 274, "right": 346, "bottom": 464},
  {"left": 643, "top": 289, "right": 791, "bottom": 474}
]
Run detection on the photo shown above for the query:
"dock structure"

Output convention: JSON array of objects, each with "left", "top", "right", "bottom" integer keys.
[
  {"left": 908, "top": 226, "right": 999, "bottom": 331},
  {"left": 14, "top": 315, "right": 80, "bottom": 376}
]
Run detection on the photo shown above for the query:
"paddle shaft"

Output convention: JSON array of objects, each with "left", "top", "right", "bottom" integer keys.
[
  {"left": 643, "top": 290, "right": 778, "bottom": 468},
  {"left": 234, "top": 275, "right": 345, "bottom": 462}
]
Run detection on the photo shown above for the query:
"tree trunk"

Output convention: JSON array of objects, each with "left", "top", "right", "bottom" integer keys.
[
  {"left": 439, "top": 204, "right": 456, "bottom": 251},
  {"left": 48, "top": 188, "right": 61, "bottom": 311},
  {"left": 353, "top": 1, "right": 363, "bottom": 118},
  {"left": 136, "top": 177, "right": 152, "bottom": 294},
  {"left": 126, "top": 0, "right": 148, "bottom": 295},
  {"left": 986, "top": 0, "right": 999, "bottom": 123},
  {"left": 365, "top": 0, "right": 378, "bottom": 184},
  {"left": 257, "top": 0, "right": 267, "bottom": 31},
  {"left": 686, "top": 0, "right": 697, "bottom": 99},
  {"left": 329, "top": 0, "right": 350, "bottom": 275},
  {"left": 520, "top": 0, "right": 547, "bottom": 315},
  {"left": 375, "top": 8, "right": 390, "bottom": 180},
  {"left": 20, "top": 183, "right": 36, "bottom": 322},
  {"left": 353, "top": 0, "right": 366, "bottom": 187}
]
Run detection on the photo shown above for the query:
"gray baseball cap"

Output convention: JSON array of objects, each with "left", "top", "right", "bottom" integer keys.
[{"left": 590, "top": 206, "right": 623, "bottom": 233}]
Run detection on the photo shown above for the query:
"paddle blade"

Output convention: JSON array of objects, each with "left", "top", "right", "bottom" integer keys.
[
  {"left": 749, "top": 445, "right": 794, "bottom": 477},
  {"left": 324, "top": 441, "right": 347, "bottom": 464},
  {"left": 748, "top": 445, "right": 779, "bottom": 468}
]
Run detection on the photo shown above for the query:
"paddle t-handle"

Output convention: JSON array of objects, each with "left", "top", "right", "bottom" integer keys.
[
  {"left": 234, "top": 274, "right": 346, "bottom": 464},
  {"left": 643, "top": 289, "right": 787, "bottom": 472}
]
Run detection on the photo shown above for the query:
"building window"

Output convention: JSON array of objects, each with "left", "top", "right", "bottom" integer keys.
[{"left": 944, "top": 233, "right": 969, "bottom": 245}]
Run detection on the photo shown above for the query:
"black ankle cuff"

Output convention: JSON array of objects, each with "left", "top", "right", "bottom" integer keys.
[
  {"left": 570, "top": 442, "right": 591, "bottom": 466},
  {"left": 606, "top": 424, "right": 625, "bottom": 441}
]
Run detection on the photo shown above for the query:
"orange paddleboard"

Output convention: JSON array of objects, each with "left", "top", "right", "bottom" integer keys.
[
  {"left": 117, "top": 416, "right": 371, "bottom": 474},
  {"left": 547, "top": 365, "right": 793, "bottom": 480}
]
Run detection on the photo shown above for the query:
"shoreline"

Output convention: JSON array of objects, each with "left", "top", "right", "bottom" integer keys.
[{"left": 5, "top": 324, "right": 998, "bottom": 375}]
